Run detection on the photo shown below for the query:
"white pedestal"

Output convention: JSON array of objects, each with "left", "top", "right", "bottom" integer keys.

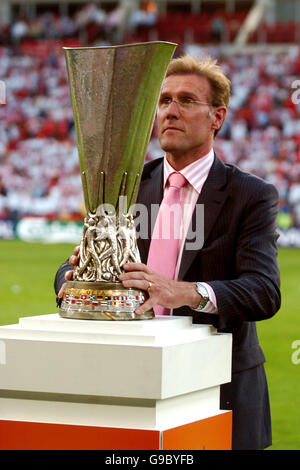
[{"left": 0, "top": 314, "right": 232, "bottom": 450}]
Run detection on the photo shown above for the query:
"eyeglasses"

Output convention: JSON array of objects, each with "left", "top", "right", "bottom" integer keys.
[{"left": 159, "top": 96, "right": 213, "bottom": 111}]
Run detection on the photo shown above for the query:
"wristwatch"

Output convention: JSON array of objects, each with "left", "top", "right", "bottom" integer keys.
[{"left": 193, "top": 282, "right": 209, "bottom": 311}]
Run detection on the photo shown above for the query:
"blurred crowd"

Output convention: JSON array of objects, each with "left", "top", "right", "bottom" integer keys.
[
  {"left": 0, "top": 5, "right": 300, "bottom": 228},
  {"left": 0, "top": 2, "right": 297, "bottom": 47},
  {"left": 0, "top": 3, "right": 159, "bottom": 46}
]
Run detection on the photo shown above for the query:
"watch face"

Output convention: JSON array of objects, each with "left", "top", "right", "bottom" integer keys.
[
  {"left": 195, "top": 283, "right": 209, "bottom": 310},
  {"left": 196, "top": 283, "right": 208, "bottom": 299}
]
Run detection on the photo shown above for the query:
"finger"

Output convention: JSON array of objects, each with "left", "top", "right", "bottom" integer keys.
[
  {"left": 121, "top": 279, "right": 150, "bottom": 292},
  {"left": 64, "top": 270, "right": 74, "bottom": 281},
  {"left": 69, "top": 246, "right": 80, "bottom": 266},
  {"left": 58, "top": 282, "right": 66, "bottom": 298},
  {"left": 69, "top": 254, "right": 79, "bottom": 266},
  {"left": 135, "top": 297, "right": 155, "bottom": 316},
  {"left": 119, "top": 271, "right": 148, "bottom": 281},
  {"left": 122, "top": 263, "right": 152, "bottom": 274}
]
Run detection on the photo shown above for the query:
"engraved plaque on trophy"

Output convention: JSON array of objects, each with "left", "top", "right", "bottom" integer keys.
[{"left": 59, "top": 42, "right": 176, "bottom": 320}]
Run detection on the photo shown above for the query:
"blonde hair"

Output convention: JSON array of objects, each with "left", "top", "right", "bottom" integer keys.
[{"left": 166, "top": 55, "right": 231, "bottom": 109}]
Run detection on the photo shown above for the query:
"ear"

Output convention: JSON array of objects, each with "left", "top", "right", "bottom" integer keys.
[{"left": 211, "top": 106, "right": 227, "bottom": 132}]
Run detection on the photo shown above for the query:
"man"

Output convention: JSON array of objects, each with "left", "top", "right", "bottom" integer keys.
[{"left": 55, "top": 55, "right": 281, "bottom": 450}]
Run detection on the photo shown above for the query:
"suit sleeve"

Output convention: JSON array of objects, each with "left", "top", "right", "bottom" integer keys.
[
  {"left": 54, "top": 260, "right": 73, "bottom": 305},
  {"left": 205, "top": 182, "right": 281, "bottom": 331}
]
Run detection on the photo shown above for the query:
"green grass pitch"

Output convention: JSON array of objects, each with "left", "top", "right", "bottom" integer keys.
[{"left": 0, "top": 240, "right": 299, "bottom": 450}]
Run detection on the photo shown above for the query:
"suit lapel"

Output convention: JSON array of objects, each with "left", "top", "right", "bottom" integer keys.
[
  {"left": 136, "top": 159, "right": 164, "bottom": 263},
  {"left": 137, "top": 155, "right": 229, "bottom": 276},
  {"left": 178, "top": 155, "right": 229, "bottom": 280}
]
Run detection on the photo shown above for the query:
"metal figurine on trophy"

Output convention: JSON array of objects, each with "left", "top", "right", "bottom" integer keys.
[{"left": 59, "top": 42, "right": 176, "bottom": 321}]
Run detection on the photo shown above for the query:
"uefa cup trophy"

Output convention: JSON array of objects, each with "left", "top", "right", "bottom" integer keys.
[{"left": 59, "top": 42, "right": 176, "bottom": 320}]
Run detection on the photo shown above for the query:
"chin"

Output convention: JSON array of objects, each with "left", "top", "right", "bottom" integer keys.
[{"left": 160, "top": 139, "right": 181, "bottom": 154}]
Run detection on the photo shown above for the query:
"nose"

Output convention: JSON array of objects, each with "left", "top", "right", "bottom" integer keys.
[{"left": 165, "top": 99, "right": 180, "bottom": 118}]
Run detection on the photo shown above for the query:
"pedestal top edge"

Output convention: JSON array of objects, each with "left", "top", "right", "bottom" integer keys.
[
  {"left": 15, "top": 313, "right": 196, "bottom": 333},
  {"left": 0, "top": 314, "right": 217, "bottom": 345}
]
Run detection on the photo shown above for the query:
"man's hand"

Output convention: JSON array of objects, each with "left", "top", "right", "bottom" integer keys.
[
  {"left": 119, "top": 263, "right": 201, "bottom": 315},
  {"left": 57, "top": 245, "right": 80, "bottom": 299}
]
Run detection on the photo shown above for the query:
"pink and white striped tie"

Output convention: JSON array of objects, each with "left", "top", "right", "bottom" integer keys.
[{"left": 147, "top": 172, "right": 187, "bottom": 315}]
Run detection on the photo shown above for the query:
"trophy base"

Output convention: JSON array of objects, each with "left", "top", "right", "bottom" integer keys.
[{"left": 59, "top": 280, "right": 154, "bottom": 321}]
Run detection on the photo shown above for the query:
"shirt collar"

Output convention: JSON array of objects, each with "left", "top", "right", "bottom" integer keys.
[{"left": 164, "top": 148, "right": 215, "bottom": 193}]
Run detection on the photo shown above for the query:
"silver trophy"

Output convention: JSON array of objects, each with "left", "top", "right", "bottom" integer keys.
[{"left": 59, "top": 41, "right": 176, "bottom": 320}]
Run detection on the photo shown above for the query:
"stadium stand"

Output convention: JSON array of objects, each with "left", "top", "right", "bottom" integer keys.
[{"left": 0, "top": 2, "right": 300, "bottom": 232}]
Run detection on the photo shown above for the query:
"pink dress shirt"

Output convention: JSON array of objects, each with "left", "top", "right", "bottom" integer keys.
[{"left": 163, "top": 149, "right": 218, "bottom": 314}]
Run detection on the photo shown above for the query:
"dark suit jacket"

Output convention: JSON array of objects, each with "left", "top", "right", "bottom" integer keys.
[
  {"left": 137, "top": 155, "right": 281, "bottom": 366},
  {"left": 135, "top": 154, "right": 281, "bottom": 449},
  {"left": 54, "top": 154, "right": 281, "bottom": 449}
]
